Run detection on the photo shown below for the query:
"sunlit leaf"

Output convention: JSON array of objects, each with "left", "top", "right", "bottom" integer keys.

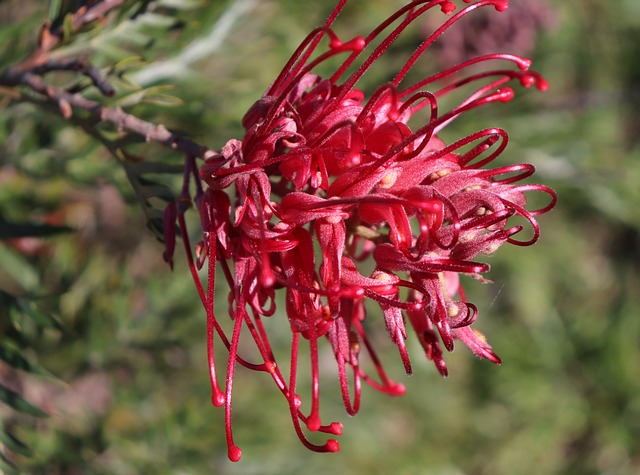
[
  {"left": 138, "top": 12, "right": 177, "bottom": 28},
  {"left": 140, "top": 93, "right": 184, "bottom": 107},
  {"left": 48, "top": 0, "right": 62, "bottom": 22},
  {"left": 62, "top": 12, "right": 74, "bottom": 43},
  {"left": 114, "top": 55, "right": 147, "bottom": 71},
  {"left": 158, "top": 0, "right": 203, "bottom": 9},
  {"left": 116, "top": 84, "right": 179, "bottom": 108}
]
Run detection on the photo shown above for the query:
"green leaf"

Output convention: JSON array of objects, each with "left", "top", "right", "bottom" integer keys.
[
  {"left": 138, "top": 12, "right": 177, "bottom": 28},
  {"left": 140, "top": 94, "right": 184, "bottom": 107},
  {"left": 114, "top": 55, "right": 147, "bottom": 71},
  {"left": 116, "top": 84, "right": 179, "bottom": 108},
  {"left": 0, "top": 247, "right": 39, "bottom": 292},
  {"left": 1, "top": 290, "right": 64, "bottom": 331},
  {"left": 14, "top": 300, "right": 63, "bottom": 331},
  {"left": 62, "top": 12, "right": 74, "bottom": 43},
  {"left": 146, "top": 212, "right": 165, "bottom": 239},
  {"left": 0, "top": 342, "right": 59, "bottom": 382},
  {"left": 157, "top": 0, "right": 203, "bottom": 9},
  {"left": 125, "top": 160, "right": 184, "bottom": 175},
  {"left": 93, "top": 41, "right": 141, "bottom": 61},
  {"left": 123, "top": 162, "right": 178, "bottom": 203},
  {"left": 0, "top": 384, "right": 48, "bottom": 418},
  {"left": 0, "top": 451, "right": 20, "bottom": 475},
  {"left": 48, "top": 0, "right": 62, "bottom": 22},
  {"left": 0, "top": 222, "right": 72, "bottom": 240},
  {"left": 0, "top": 425, "right": 33, "bottom": 457},
  {"left": 136, "top": 182, "right": 176, "bottom": 202}
]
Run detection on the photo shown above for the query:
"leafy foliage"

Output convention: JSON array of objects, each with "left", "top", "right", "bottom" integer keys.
[
  {"left": 1, "top": 0, "right": 640, "bottom": 473},
  {"left": 0, "top": 290, "right": 61, "bottom": 473}
]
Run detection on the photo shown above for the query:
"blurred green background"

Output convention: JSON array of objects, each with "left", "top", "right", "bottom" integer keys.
[{"left": 1, "top": 0, "right": 639, "bottom": 474}]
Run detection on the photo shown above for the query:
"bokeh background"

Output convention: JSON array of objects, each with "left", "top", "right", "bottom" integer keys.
[{"left": 1, "top": 0, "right": 639, "bottom": 474}]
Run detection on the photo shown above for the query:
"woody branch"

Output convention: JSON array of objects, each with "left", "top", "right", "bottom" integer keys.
[{"left": 0, "top": 0, "right": 215, "bottom": 160}]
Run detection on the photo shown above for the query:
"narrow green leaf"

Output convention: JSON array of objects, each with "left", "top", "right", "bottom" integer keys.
[
  {"left": 0, "top": 288, "right": 16, "bottom": 309},
  {"left": 114, "top": 55, "right": 146, "bottom": 70},
  {"left": 157, "top": 0, "right": 203, "bottom": 9},
  {"left": 147, "top": 215, "right": 165, "bottom": 239},
  {"left": 0, "top": 247, "right": 39, "bottom": 291},
  {"left": 116, "top": 84, "right": 177, "bottom": 108},
  {"left": 140, "top": 94, "right": 184, "bottom": 107},
  {"left": 0, "top": 426, "right": 33, "bottom": 457},
  {"left": 14, "top": 299, "right": 63, "bottom": 331},
  {"left": 0, "top": 344, "right": 36, "bottom": 373},
  {"left": 109, "top": 28, "right": 150, "bottom": 48},
  {"left": 0, "top": 222, "right": 72, "bottom": 240},
  {"left": 0, "top": 452, "right": 20, "bottom": 475},
  {"left": 138, "top": 184, "right": 176, "bottom": 202},
  {"left": 94, "top": 41, "right": 140, "bottom": 61},
  {"left": 116, "top": 90, "right": 152, "bottom": 108},
  {"left": 138, "top": 12, "right": 176, "bottom": 28},
  {"left": 0, "top": 343, "right": 59, "bottom": 382},
  {"left": 6, "top": 296, "right": 63, "bottom": 331},
  {"left": 0, "top": 384, "right": 48, "bottom": 418},
  {"left": 125, "top": 161, "right": 184, "bottom": 175},
  {"left": 125, "top": 171, "right": 177, "bottom": 203},
  {"left": 48, "top": 0, "right": 62, "bottom": 21},
  {"left": 62, "top": 12, "right": 74, "bottom": 42}
]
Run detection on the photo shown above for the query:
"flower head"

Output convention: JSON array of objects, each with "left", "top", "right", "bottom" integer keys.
[{"left": 166, "top": 0, "right": 556, "bottom": 461}]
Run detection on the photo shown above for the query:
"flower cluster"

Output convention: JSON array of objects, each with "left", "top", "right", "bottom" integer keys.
[{"left": 164, "top": 0, "right": 556, "bottom": 461}]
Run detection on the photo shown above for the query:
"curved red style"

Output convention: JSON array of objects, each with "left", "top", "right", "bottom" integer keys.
[{"left": 165, "top": 0, "right": 557, "bottom": 461}]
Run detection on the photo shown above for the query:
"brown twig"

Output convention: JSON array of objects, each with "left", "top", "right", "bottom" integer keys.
[
  {"left": 27, "top": 58, "right": 116, "bottom": 97},
  {"left": 0, "top": 0, "right": 216, "bottom": 162},
  {"left": 16, "top": 0, "right": 126, "bottom": 72},
  {"left": 0, "top": 70, "right": 213, "bottom": 158}
]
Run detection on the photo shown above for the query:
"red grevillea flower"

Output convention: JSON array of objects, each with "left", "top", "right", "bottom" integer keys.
[{"left": 164, "top": 0, "right": 556, "bottom": 461}]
